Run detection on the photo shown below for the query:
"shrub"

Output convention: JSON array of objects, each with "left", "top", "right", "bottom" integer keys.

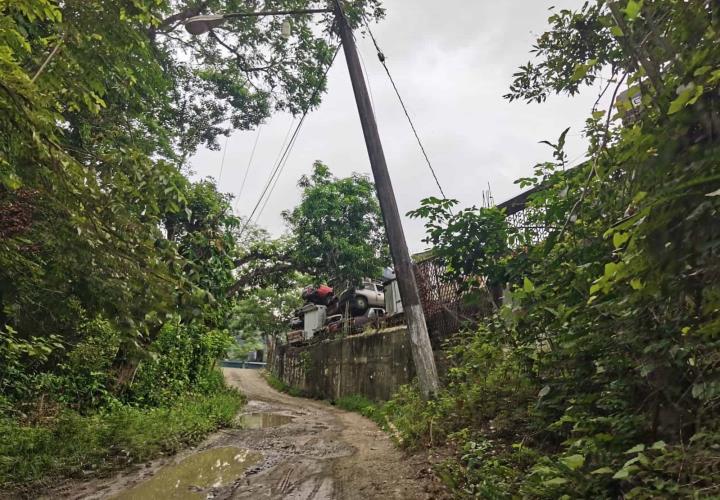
[
  {"left": 0, "top": 386, "right": 244, "bottom": 489},
  {"left": 333, "top": 394, "right": 382, "bottom": 424},
  {"left": 127, "top": 321, "right": 233, "bottom": 407}
]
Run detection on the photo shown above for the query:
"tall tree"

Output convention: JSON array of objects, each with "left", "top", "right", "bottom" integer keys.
[
  {"left": 282, "top": 161, "right": 389, "bottom": 287},
  {"left": 0, "top": 0, "right": 384, "bottom": 337},
  {"left": 229, "top": 162, "right": 390, "bottom": 294},
  {"left": 0, "top": 0, "right": 385, "bottom": 409}
]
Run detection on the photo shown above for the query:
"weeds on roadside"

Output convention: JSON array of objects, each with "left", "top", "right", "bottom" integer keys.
[
  {"left": 263, "top": 371, "right": 306, "bottom": 398},
  {"left": 0, "top": 385, "right": 244, "bottom": 489}
]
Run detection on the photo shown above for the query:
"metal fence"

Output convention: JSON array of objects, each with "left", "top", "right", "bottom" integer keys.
[
  {"left": 412, "top": 183, "right": 546, "bottom": 342},
  {"left": 497, "top": 185, "right": 550, "bottom": 244},
  {"left": 414, "top": 257, "right": 463, "bottom": 344}
]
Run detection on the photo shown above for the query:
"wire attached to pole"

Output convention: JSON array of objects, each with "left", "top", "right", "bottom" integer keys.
[
  {"left": 237, "top": 44, "right": 342, "bottom": 239},
  {"left": 361, "top": 17, "right": 449, "bottom": 200},
  {"left": 233, "top": 125, "right": 263, "bottom": 214},
  {"left": 217, "top": 134, "right": 230, "bottom": 183}
]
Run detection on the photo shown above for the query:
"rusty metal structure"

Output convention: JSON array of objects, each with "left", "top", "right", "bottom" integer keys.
[
  {"left": 497, "top": 185, "right": 550, "bottom": 244},
  {"left": 413, "top": 256, "right": 462, "bottom": 345},
  {"left": 412, "top": 181, "right": 553, "bottom": 342}
]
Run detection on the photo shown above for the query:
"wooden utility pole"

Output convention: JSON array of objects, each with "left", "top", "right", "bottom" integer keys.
[{"left": 334, "top": 3, "right": 440, "bottom": 397}]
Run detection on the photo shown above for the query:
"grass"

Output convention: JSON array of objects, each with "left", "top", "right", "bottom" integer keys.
[
  {"left": 263, "top": 371, "right": 307, "bottom": 397},
  {"left": 333, "top": 394, "right": 382, "bottom": 422},
  {"left": 263, "top": 371, "right": 386, "bottom": 426},
  {"left": 0, "top": 387, "right": 245, "bottom": 491}
]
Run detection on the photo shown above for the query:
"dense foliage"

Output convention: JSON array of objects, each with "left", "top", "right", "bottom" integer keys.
[
  {"left": 227, "top": 278, "right": 305, "bottom": 358},
  {"left": 0, "top": 375, "right": 244, "bottom": 489},
  {"left": 408, "top": 198, "right": 512, "bottom": 304},
  {"left": 282, "top": 161, "right": 389, "bottom": 286},
  {"left": 386, "top": 1, "right": 720, "bottom": 498},
  {"left": 0, "top": 0, "right": 383, "bottom": 488}
]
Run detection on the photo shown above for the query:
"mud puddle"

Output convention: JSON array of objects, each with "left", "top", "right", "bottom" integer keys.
[
  {"left": 237, "top": 412, "right": 293, "bottom": 429},
  {"left": 113, "top": 447, "right": 262, "bottom": 500}
]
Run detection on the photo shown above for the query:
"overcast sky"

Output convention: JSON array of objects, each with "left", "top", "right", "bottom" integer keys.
[{"left": 189, "top": 0, "right": 600, "bottom": 253}]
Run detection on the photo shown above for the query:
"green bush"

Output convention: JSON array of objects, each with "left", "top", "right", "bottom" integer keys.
[
  {"left": 389, "top": 1, "right": 720, "bottom": 495},
  {"left": 39, "top": 317, "right": 121, "bottom": 412},
  {"left": 127, "top": 321, "right": 233, "bottom": 407},
  {"left": 0, "top": 386, "right": 244, "bottom": 488},
  {"left": 333, "top": 394, "right": 382, "bottom": 424},
  {"left": 263, "top": 371, "right": 305, "bottom": 397}
]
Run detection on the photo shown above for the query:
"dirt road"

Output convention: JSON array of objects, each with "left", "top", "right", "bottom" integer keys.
[{"left": 55, "top": 369, "right": 443, "bottom": 499}]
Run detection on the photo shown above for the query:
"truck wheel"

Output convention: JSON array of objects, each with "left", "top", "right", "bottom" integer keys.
[{"left": 354, "top": 296, "right": 368, "bottom": 312}]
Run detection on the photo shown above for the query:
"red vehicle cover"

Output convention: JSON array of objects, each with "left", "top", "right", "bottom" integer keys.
[
  {"left": 302, "top": 284, "right": 334, "bottom": 304},
  {"left": 315, "top": 284, "right": 333, "bottom": 297}
]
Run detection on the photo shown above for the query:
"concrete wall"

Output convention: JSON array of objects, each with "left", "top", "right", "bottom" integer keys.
[{"left": 268, "top": 327, "right": 418, "bottom": 402}]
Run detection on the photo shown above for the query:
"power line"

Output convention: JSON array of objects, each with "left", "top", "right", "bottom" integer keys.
[
  {"left": 252, "top": 99, "right": 312, "bottom": 224},
  {"left": 256, "top": 121, "right": 303, "bottom": 222},
  {"left": 238, "top": 44, "right": 342, "bottom": 239},
  {"left": 253, "top": 117, "right": 296, "bottom": 219},
  {"left": 217, "top": 134, "right": 230, "bottom": 183},
  {"left": 243, "top": 111, "right": 306, "bottom": 232},
  {"left": 233, "top": 125, "right": 263, "bottom": 214},
  {"left": 357, "top": 43, "right": 376, "bottom": 115},
  {"left": 361, "top": 17, "right": 448, "bottom": 200},
  {"left": 269, "top": 118, "right": 297, "bottom": 179}
]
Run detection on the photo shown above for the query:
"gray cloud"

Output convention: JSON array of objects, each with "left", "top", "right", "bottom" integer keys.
[{"left": 190, "top": 0, "right": 598, "bottom": 253}]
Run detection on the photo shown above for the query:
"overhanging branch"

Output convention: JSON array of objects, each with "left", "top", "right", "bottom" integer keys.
[{"left": 227, "top": 262, "right": 295, "bottom": 296}]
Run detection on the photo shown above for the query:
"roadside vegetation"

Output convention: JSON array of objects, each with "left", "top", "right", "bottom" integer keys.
[
  {"left": 376, "top": 1, "right": 720, "bottom": 497},
  {"left": 0, "top": 377, "right": 243, "bottom": 489},
  {"left": 333, "top": 395, "right": 382, "bottom": 422},
  {"left": 264, "top": 371, "right": 307, "bottom": 398}
]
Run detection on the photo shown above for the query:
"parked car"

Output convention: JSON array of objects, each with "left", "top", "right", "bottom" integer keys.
[
  {"left": 338, "top": 279, "right": 385, "bottom": 314},
  {"left": 326, "top": 314, "right": 343, "bottom": 334},
  {"left": 355, "top": 280, "right": 385, "bottom": 308},
  {"left": 352, "top": 307, "right": 386, "bottom": 332}
]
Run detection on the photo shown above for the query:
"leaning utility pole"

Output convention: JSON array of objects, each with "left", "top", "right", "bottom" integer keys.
[{"left": 334, "top": 2, "right": 440, "bottom": 397}]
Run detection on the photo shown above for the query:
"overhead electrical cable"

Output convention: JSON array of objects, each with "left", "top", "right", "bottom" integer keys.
[
  {"left": 253, "top": 117, "right": 296, "bottom": 219},
  {"left": 269, "top": 118, "right": 297, "bottom": 179},
  {"left": 217, "top": 134, "right": 230, "bottom": 183},
  {"left": 233, "top": 125, "right": 263, "bottom": 214},
  {"left": 242, "top": 113, "right": 306, "bottom": 232},
  {"left": 256, "top": 121, "right": 302, "bottom": 222},
  {"left": 356, "top": 43, "right": 377, "bottom": 116},
  {"left": 361, "top": 16, "right": 448, "bottom": 200},
  {"left": 238, "top": 43, "right": 342, "bottom": 239}
]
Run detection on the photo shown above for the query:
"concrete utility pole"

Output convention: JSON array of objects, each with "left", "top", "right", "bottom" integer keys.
[{"left": 334, "top": 2, "right": 439, "bottom": 397}]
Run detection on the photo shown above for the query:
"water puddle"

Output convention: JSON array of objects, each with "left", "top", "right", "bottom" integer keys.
[
  {"left": 114, "top": 447, "right": 262, "bottom": 499},
  {"left": 238, "top": 412, "right": 293, "bottom": 429}
]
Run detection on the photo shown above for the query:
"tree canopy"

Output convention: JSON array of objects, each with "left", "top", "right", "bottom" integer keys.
[
  {"left": 282, "top": 161, "right": 389, "bottom": 287},
  {"left": 230, "top": 161, "right": 389, "bottom": 294}
]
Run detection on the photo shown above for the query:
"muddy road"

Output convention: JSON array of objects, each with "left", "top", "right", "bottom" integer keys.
[{"left": 54, "top": 369, "right": 443, "bottom": 499}]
